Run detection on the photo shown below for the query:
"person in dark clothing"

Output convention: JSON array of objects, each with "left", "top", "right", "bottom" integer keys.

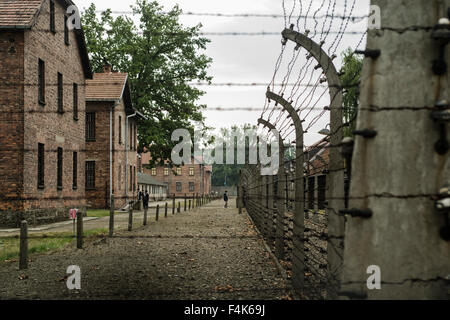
[
  {"left": 224, "top": 191, "right": 229, "bottom": 208},
  {"left": 143, "top": 191, "right": 150, "bottom": 209}
]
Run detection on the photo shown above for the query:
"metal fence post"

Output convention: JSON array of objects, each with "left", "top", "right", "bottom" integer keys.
[
  {"left": 128, "top": 204, "right": 133, "bottom": 231},
  {"left": 109, "top": 195, "right": 115, "bottom": 237}
]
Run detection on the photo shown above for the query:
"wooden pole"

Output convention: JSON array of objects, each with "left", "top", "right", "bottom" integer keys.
[
  {"left": 128, "top": 205, "right": 133, "bottom": 231},
  {"left": 19, "top": 221, "right": 28, "bottom": 270},
  {"left": 77, "top": 210, "right": 83, "bottom": 249},
  {"left": 109, "top": 195, "right": 114, "bottom": 237}
]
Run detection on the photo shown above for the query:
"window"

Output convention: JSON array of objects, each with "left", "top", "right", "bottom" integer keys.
[
  {"left": 176, "top": 167, "right": 182, "bottom": 176},
  {"left": 49, "top": 1, "right": 55, "bottom": 33},
  {"left": 164, "top": 168, "right": 169, "bottom": 176},
  {"left": 38, "top": 143, "right": 45, "bottom": 189},
  {"left": 73, "top": 83, "right": 78, "bottom": 120},
  {"left": 64, "top": 15, "right": 69, "bottom": 45},
  {"left": 308, "top": 177, "right": 315, "bottom": 210},
  {"left": 72, "top": 152, "right": 77, "bottom": 189},
  {"left": 57, "top": 73, "right": 63, "bottom": 113},
  {"left": 176, "top": 182, "right": 182, "bottom": 192},
  {"left": 129, "top": 165, "right": 132, "bottom": 191},
  {"left": 86, "top": 112, "right": 95, "bottom": 141},
  {"left": 38, "top": 59, "right": 45, "bottom": 105},
  {"left": 133, "top": 166, "right": 136, "bottom": 191},
  {"left": 85, "top": 161, "right": 95, "bottom": 189},
  {"left": 189, "top": 167, "right": 194, "bottom": 176},
  {"left": 151, "top": 168, "right": 157, "bottom": 176},
  {"left": 118, "top": 165, "right": 122, "bottom": 190},
  {"left": 119, "top": 116, "right": 122, "bottom": 144},
  {"left": 57, "top": 147, "right": 63, "bottom": 190},
  {"left": 318, "top": 175, "right": 326, "bottom": 210},
  {"left": 189, "top": 182, "right": 195, "bottom": 192}
]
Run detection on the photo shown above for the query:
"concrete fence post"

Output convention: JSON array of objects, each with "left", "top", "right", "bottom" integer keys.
[
  {"left": 156, "top": 204, "right": 160, "bottom": 221},
  {"left": 19, "top": 220, "right": 28, "bottom": 270},
  {"left": 266, "top": 90, "right": 305, "bottom": 292},
  {"left": 340, "top": 0, "right": 450, "bottom": 300},
  {"left": 177, "top": 202, "right": 181, "bottom": 213},
  {"left": 128, "top": 205, "right": 133, "bottom": 232},
  {"left": 282, "top": 27, "right": 345, "bottom": 298},
  {"left": 165, "top": 202, "right": 168, "bottom": 218},
  {"left": 258, "top": 118, "right": 286, "bottom": 259},
  {"left": 172, "top": 196, "right": 175, "bottom": 215},
  {"left": 184, "top": 194, "right": 187, "bottom": 212}
]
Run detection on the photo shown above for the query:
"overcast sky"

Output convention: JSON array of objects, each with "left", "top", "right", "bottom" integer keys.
[{"left": 75, "top": 0, "right": 370, "bottom": 146}]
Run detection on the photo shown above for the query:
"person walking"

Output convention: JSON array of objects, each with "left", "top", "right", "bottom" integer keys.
[{"left": 223, "top": 191, "right": 229, "bottom": 208}]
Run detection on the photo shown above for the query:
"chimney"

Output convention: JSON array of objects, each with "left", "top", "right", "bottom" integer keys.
[{"left": 103, "top": 64, "right": 112, "bottom": 73}]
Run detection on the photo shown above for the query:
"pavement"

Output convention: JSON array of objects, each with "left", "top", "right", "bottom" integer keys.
[{"left": 0, "top": 199, "right": 292, "bottom": 300}]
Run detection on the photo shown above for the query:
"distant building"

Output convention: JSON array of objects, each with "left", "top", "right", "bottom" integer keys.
[
  {"left": 85, "top": 66, "right": 144, "bottom": 209},
  {"left": 137, "top": 173, "right": 168, "bottom": 201},
  {"left": 0, "top": 0, "right": 92, "bottom": 227},
  {"left": 140, "top": 153, "right": 212, "bottom": 198}
]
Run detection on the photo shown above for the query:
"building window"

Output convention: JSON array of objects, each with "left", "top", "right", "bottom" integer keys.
[
  {"left": 86, "top": 112, "right": 95, "bottom": 141},
  {"left": 176, "top": 167, "right": 182, "bottom": 176},
  {"left": 318, "top": 175, "right": 326, "bottom": 210},
  {"left": 57, "top": 73, "right": 63, "bottom": 113},
  {"left": 64, "top": 15, "right": 69, "bottom": 45},
  {"left": 189, "top": 167, "right": 194, "bottom": 176},
  {"left": 133, "top": 166, "right": 136, "bottom": 191},
  {"left": 129, "top": 165, "right": 132, "bottom": 191},
  {"left": 73, "top": 83, "right": 78, "bottom": 120},
  {"left": 73, "top": 152, "right": 77, "bottom": 189},
  {"left": 38, "top": 143, "right": 44, "bottom": 189},
  {"left": 50, "top": 1, "right": 55, "bottom": 33},
  {"left": 119, "top": 116, "right": 122, "bottom": 144},
  {"left": 85, "top": 161, "right": 95, "bottom": 189},
  {"left": 176, "top": 182, "right": 182, "bottom": 192},
  {"left": 189, "top": 182, "right": 195, "bottom": 192},
  {"left": 308, "top": 177, "right": 315, "bottom": 210},
  {"left": 38, "top": 59, "right": 45, "bottom": 105},
  {"left": 57, "top": 147, "right": 63, "bottom": 190},
  {"left": 151, "top": 168, "right": 156, "bottom": 176},
  {"left": 164, "top": 168, "right": 169, "bottom": 176},
  {"left": 118, "top": 165, "right": 122, "bottom": 190}
]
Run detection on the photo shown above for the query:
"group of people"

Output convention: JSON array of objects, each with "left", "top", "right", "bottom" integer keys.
[
  {"left": 137, "top": 189, "right": 230, "bottom": 210},
  {"left": 138, "top": 190, "right": 150, "bottom": 209}
]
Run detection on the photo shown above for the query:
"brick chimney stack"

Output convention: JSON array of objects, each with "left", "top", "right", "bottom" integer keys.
[{"left": 103, "top": 64, "right": 112, "bottom": 73}]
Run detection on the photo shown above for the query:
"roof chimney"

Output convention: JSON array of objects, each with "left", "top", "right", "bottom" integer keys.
[{"left": 103, "top": 64, "right": 112, "bottom": 73}]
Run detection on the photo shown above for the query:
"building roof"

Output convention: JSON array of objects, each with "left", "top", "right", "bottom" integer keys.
[
  {"left": 137, "top": 173, "right": 167, "bottom": 187},
  {"left": 0, "top": 0, "right": 92, "bottom": 79},
  {"left": 86, "top": 72, "right": 129, "bottom": 101}
]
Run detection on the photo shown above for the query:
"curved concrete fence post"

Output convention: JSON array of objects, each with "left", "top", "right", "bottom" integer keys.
[
  {"left": 258, "top": 118, "right": 286, "bottom": 259},
  {"left": 266, "top": 90, "right": 305, "bottom": 292},
  {"left": 282, "top": 28, "right": 345, "bottom": 298}
]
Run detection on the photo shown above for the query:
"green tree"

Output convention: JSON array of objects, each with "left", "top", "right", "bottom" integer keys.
[
  {"left": 210, "top": 124, "right": 257, "bottom": 187},
  {"left": 81, "top": 0, "right": 212, "bottom": 165},
  {"left": 339, "top": 48, "right": 363, "bottom": 137}
]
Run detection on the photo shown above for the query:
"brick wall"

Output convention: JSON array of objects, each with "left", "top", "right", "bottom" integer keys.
[
  {"left": 0, "top": 30, "right": 25, "bottom": 226},
  {"left": 0, "top": 1, "right": 89, "bottom": 227},
  {"left": 85, "top": 99, "right": 138, "bottom": 209}
]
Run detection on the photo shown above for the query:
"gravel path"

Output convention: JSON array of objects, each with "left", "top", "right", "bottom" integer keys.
[{"left": 0, "top": 200, "right": 292, "bottom": 300}]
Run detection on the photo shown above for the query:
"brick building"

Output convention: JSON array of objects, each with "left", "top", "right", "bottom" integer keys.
[
  {"left": 0, "top": 0, "right": 92, "bottom": 227},
  {"left": 85, "top": 67, "right": 144, "bottom": 209},
  {"left": 140, "top": 153, "right": 212, "bottom": 198}
]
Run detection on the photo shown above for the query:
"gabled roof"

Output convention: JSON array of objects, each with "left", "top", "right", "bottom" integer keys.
[
  {"left": 86, "top": 72, "right": 129, "bottom": 102},
  {"left": 0, "top": 0, "right": 92, "bottom": 78}
]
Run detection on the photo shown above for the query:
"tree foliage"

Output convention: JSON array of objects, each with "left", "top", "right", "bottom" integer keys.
[
  {"left": 339, "top": 48, "right": 363, "bottom": 137},
  {"left": 81, "top": 0, "right": 212, "bottom": 164}
]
